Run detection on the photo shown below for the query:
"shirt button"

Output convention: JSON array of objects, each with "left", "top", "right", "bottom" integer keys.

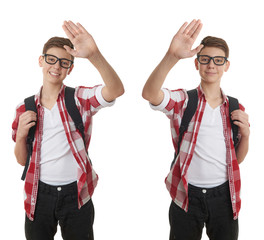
[
  {"left": 202, "top": 189, "right": 207, "bottom": 194},
  {"left": 57, "top": 187, "right": 62, "bottom": 191}
]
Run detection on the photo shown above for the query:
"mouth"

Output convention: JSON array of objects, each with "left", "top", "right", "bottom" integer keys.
[
  {"left": 49, "top": 71, "right": 60, "bottom": 77},
  {"left": 205, "top": 72, "right": 216, "bottom": 75}
]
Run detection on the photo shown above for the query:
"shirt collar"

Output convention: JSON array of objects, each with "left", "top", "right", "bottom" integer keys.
[
  {"left": 35, "top": 84, "right": 65, "bottom": 107},
  {"left": 197, "top": 84, "right": 228, "bottom": 105}
]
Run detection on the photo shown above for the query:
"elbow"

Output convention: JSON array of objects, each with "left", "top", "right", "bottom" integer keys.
[
  {"left": 142, "top": 88, "right": 151, "bottom": 102},
  {"left": 15, "top": 154, "right": 26, "bottom": 166},
  {"left": 237, "top": 157, "right": 244, "bottom": 165},
  {"left": 118, "top": 85, "right": 125, "bottom": 97},
  {"left": 14, "top": 150, "right": 26, "bottom": 166},
  {"left": 113, "top": 85, "right": 125, "bottom": 99},
  {"left": 17, "top": 159, "right": 26, "bottom": 166}
]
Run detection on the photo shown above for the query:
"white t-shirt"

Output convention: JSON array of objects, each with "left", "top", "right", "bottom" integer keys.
[
  {"left": 187, "top": 103, "right": 228, "bottom": 188},
  {"left": 40, "top": 103, "right": 78, "bottom": 185}
]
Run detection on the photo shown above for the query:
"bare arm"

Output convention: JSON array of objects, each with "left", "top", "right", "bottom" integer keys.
[
  {"left": 62, "top": 21, "right": 124, "bottom": 102},
  {"left": 231, "top": 109, "right": 250, "bottom": 164},
  {"left": 14, "top": 111, "right": 37, "bottom": 166},
  {"left": 142, "top": 19, "right": 203, "bottom": 106}
]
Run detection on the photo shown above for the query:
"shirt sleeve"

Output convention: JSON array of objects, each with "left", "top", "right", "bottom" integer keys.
[
  {"left": 75, "top": 85, "right": 115, "bottom": 116},
  {"left": 12, "top": 102, "right": 26, "bottom": 142},
  {"left": 149, "top": 88, "right": 188, "bottom": 119}
]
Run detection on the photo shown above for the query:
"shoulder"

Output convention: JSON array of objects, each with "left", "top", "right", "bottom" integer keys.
[
  {"left": 227, "top": 95, "right": 245, "bottom": 112},
  {"left": 14, "top": 101, "right": 26, "bottom": 116}
]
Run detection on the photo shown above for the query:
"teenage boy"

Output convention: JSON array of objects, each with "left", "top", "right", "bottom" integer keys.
[
  {"left": 142, "top": 19, "right": 249, "bottom": 240},
  {"left": 12, "top": 21, "right": 124, "bottom": 240}
]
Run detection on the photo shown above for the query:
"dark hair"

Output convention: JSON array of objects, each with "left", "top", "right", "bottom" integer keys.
[
  {"left": 198, "top": 36, "right": 229, "bottom": 58},
  {"left": 42, "top": 37, "right": 74, "bottom": 60}
]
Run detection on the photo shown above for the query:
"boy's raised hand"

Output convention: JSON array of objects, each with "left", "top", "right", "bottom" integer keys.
[
  {"left": 62, "top": 21, "right": 98, "bottom": 59},
  {"left": 169, "top": 19, "right": 203, "bottom": 60}
]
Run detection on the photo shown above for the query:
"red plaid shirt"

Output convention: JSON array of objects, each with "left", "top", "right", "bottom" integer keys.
[
  {"left": 12, "top": 84, "right": 114, "bottom": 221},
  {"left": 151, "top": 85, "right": 244, "bottom": 220}
]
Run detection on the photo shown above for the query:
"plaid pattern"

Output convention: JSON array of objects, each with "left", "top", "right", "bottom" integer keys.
[
  {"left": 12, "top": 84, "right": 114, "bottom": 221},
  {"left": 151, "top": 85, "right": 244, "bottom": 220}
]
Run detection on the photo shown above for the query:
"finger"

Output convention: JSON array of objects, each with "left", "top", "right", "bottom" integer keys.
[
  {"left": 62, "top": 21, "right": 75, "bottom": 40},
  {"left": 231, "top": 115, "right": 247, "bottom": 125},
  {"left": 231, "top": 111, "right": 248, "bottom": 122},
  {"left": 76, "top": 22, "right": 89, "bottom": 34},
  {"left": 20, "top": 111, "right": 37, "bottom": 122},
  {"left": 183, "top": 19, "right": 197, "bottom": 35},
  {"left": 26, "top": 121, "right": 36, "bottom": 129},
  {"left": 177, "top": 21, "right": 188, "bottom": 34},
  {"left": 231, "top": 109, "right": 242, "bottom": 115},
  {"left": 233, "top": 121, "right": 250, "bottom": 129},
  {"left": 68, "top": 20, "right": 82, "bottom": 34},
  {"left": 190, "top": 21, "right": 203, "bottom": 40},
  {"left": 188, "top": 19, "right": 202, "bottom": 37}
]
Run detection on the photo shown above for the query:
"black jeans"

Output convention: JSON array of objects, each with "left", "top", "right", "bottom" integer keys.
[
  {"left": 25, "top": 181, "right": 94, "bottom": 240},
  {"left": 169, "top": 181, "right": 238, "bottom": 240}
]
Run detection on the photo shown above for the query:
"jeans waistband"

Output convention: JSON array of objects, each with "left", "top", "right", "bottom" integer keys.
[
  {"left": 188, "top": 181, "right": 230, "bottom": 198},
  {"left": 38, "top": 181, "right": 77, "bottom": 195}
]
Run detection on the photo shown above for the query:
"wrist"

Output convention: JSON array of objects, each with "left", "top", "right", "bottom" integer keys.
[
  {"left": 162, "top": 51, "right": 180, "bottom": 71},
  {"left": 165, "top": 50, "right": 180, "bottom": 63},
  {"left": 86, "top": 47, "right": 100, "bottom": 61},
  {"left": 16, "top": 133, "right": 27, "bottom": 143},
  {"left": 240, "top": 134, "right": 250, "bottom": 142}
]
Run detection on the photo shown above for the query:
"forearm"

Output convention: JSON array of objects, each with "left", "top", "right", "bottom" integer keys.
[
  {"left": 142, "top": 51, "right": 180, "bottom": 105},
  {"left": 236, "top": 136, "right": 249, "bottom": 164},
  {"left": 88, "top": 51, "right": 124, "bottom": 102},
  {"left": 14, "top": 137, "right": 28, "bottom": 166}
]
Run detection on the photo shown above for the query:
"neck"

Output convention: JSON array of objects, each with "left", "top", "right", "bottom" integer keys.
[
  {"left": 200, "top": 81, "right": 222, "bottom": 100},
  {"left": 41, "top": 82, "right": 62, "bottom": 101}
]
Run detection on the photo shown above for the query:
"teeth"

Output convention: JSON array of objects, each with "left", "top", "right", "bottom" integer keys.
[{"left": 50, "top": 72, "right": 59, "bottom": 76}]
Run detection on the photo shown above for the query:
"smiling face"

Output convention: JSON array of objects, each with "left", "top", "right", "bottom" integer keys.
[
  {"left": 195, "top": 47, "right": 230, "bottom": 85},
  {"left": 39, "top": 47, "right": 74, "bottom": 86}
]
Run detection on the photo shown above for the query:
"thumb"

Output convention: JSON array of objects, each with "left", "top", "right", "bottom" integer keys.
[
  {"left": 190, "top": 44, "right": 204, "bottom": 57},
  {"left": 64, "top": 45, "right": 76, "bottom": 57}
]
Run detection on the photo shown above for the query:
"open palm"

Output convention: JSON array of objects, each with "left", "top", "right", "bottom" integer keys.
[
  {"left": 169, "top": 20, "right": 203, "bottom": 59},
  {"left": 62, "top": 21, "right": 98, "bottom": 59}
]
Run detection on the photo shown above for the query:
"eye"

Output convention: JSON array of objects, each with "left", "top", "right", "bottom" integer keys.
[
  {"left": 61, "top": 60, "right": 71, "bottom": 67},
  {"left": 199, "top": 56, "right": 210, "bottom": 63},
  {"left": 214, "top": 57, "right": 225, "bottom": 64},
  {"left": 47, "top": 56, "right": 56, "bottom": 63}
]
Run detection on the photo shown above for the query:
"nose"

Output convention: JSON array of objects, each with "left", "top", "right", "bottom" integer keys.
[
  {"left": 53, "top": 60, "right": 61, "bottom": 69},
  {"left": 207, "top": 58, "right": 215, "bottom": 68}
]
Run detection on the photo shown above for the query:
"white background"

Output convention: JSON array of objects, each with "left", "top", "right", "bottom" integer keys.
[{"left": 1, "top": 0, "right": 263, "bottom": 239}]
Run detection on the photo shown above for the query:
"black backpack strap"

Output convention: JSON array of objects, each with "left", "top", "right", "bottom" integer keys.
[
  {"left": 21, "top": 95, "right": 37, "bottom": 180},
  {"left": 170, "top": 89, "right": 198, "bottom": 169},
  {"left": 64, "top": 86, "right": 85, "bottom": 144},
  {"left": 228, "top": 96, "right": 239, "bottom": 148},
  {"left": 65, "top": 87, "right": 92, "bottom": 164}
]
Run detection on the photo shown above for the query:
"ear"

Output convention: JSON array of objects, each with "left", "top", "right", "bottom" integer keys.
[
  {"left": 39, "top": 55, "right": 44, "bottom": 67},
  {"left": 67, "top": 64, "right": 74, "bottom": 75},
  {"left": 224, "top": 60, "right": 230, "bottom": 72},
  {"left": 195, "top": 58, "right": 199, "bottom": 70}
]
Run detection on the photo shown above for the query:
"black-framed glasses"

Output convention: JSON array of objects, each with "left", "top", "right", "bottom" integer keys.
[
  {"left": 42, "top": 54, "right": 74, "bottom": 69},
  {"left": 197, "top": 55, "right": 228, "bottom": 66}
]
